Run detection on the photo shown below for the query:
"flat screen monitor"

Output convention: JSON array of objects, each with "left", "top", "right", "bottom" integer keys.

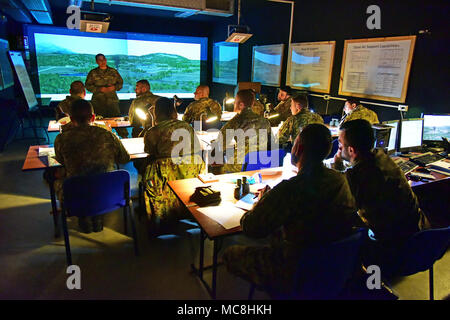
[
  {"left": 24, "top": 25, "right": 208, "bottom": 101},
  {"left": 400, "top": 118, "right": 423, "bottom": 152},
  {"left": 251, "top": 44, "right": 284, "bottom": 87},
  {"left": 382, "top": 120, "right": 399, "bottom": 153},
  {"left": 212, "top": 42, "right": 238, "bottom": 86},
  {"left": 422, "top": 114, "right": 450, "bottom": 142}
]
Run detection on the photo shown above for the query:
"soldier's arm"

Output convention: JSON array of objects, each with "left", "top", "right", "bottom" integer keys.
[
  {"left": 54, "top": 135, "right": 64, "bottom": 165},
  {"left": 143, "top": 128, "right": 157, "bottom": 156},
  {"left": 114, "top": 69, "right": 123, "bottom": 91},
  {"left": 85, "top": 71, "right": 99, "bottom": 94},
  {"left": 277, "top": 118, "right": 291, "bottom": 148},
  {"left": 211, "top": 101, "right": 222, "bottom": 118},
  {"left": 128, "top": 101, "right": 135, "bottom": 125},
  {"left": 182, "top": 104, "right": 194, "bottom": 123},
  {"left": 241, "top": 180, "right": 292, "bottom": 238},
  {"left": 112, "top": 133, "right": 130, "bottom": 164}
]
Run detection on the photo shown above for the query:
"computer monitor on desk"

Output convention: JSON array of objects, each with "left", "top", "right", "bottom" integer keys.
[
  {"left": 399, "top": 118, "right": 424, "bottom": 153},
  {"left": 383, "top": 120, "right": 399, "bottom": 154},
  {"left": 422, "top": 113, "right": 450, "bottom": 144}
]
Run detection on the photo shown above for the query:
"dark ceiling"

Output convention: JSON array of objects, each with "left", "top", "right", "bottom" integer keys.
[{"left": 47, "top": 0, "right": 234, "bottom": 22}]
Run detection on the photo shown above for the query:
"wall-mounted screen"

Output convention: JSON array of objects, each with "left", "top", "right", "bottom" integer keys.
[
  {"left": 0, "top": 39, "right": 14, "bottom": 90},
  {"left": 212, "top": 41, "right": 238, "bottom": 86},
  {"left": 286, "top": 41, "right": 335, "bottom": 93},
  {"left": 251, "top": 44, "right": 284, "bottom": 87},
  {"left": 24, "top": 25, "right": 208, "bottom": 101}
]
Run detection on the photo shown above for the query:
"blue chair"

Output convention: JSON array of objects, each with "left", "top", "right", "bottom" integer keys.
[
  {"left": 242, "top": 149, "right": 287, "bottom": 172},
  {"left": 365, "top": 227, "right": 450, "bottom": 300},
  {"left": 249, "top": 229, "right": 366, "bottom": 299},
  {"left": 61, "top": 170, "right": 139, "bottom": 266}
]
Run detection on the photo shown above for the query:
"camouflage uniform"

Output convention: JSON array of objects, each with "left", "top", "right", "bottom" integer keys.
[
  {"left": 182, "top": 97, "right": 222, "bottom": 124},
  {"left": 55, "top": 95, "right": 82, "bottom": 120},
  {"left": 342, "top": 148, "right": 429, "bottom": 243},
  {"left": 142, "top": 119, "right": 205, "bottom": 222},
  {"left": 270, "top": 97, "right": 292, "bottom": 126},
  {"left": 339, "top": 104, "right": 379, "bottom": 126},
  {"left": 277, "top": 108, "right": 324, "bottom": 149},
  {"left": 128, "top": 91, "right": 160, "bottom": 138},
  {"left": 251, "top": 99, "right": 265, "bottom": 116},
  {"left": 53, "top": 124, "right": 130, "bottom": 201},
  {"left": 220, "top": 107, "right": 272, "bottom": 173},
  {"left": 223, "top": 164, "right": 359, "bottom": 294}
]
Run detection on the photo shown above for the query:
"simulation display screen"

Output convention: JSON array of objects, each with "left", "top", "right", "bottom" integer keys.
[
  {"left": 25, "top": 25, "right": 207, "bottom": 101},
  {"left": 251, "top": 44, "right": 284, "bottom": 87},
  {"left": 423, "top": 114, "right": 450, "bottom": 141},
  {"left": 212, "top": 42, "right": 238, "bottom": 86},
  {"left": 400, "top": 119, "right": 423, "bottom": 149}
]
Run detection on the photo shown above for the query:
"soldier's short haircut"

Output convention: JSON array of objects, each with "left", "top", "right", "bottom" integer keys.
[
  {"left": 236, "top": 89, "right": 255, "bottom": 108},
  {"left": 71, "top": 99, "right": 94, "bottom": 124},
  {"left": 155, "top": 97, "right": 177, "bottom": 121},
  {"left": 137, "top": 79, "right": 150, "bottom": 90},
  {"left": 95, "top": 53, "right": 106, "bottom": 61},
  {"left": 339, "top": 119, "right": 374, "bottom": 153},
  {"left": 279, "top": 86, "right": 292, "bottom": 95},
  {"left": 346, "top": 98, "right": 360, "bottom": 106},
  {"left": 70, "top": 81, "right": 85, "bottom": 95},
  {"left": 292, "top": 93, "right": 309, "bottom": 109},
  {"left": 298, "top": 123, "right": 332, "bottom": 162}
]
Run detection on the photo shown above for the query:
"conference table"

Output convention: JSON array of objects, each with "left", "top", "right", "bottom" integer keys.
[{"left": 47, "top": 117, "right": 132, "bottom": 132}]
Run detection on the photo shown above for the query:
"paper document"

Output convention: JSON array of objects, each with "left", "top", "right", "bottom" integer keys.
[
  {"left": 235, "top": 193, "right": 258, "bottom": 211},
  {"left": 120, "top": 137, "right": 145, "bottom": 155},
  {"left": 197, "top": 202, "right": 246, "bottom": 229},
  {"left": 38, "top": 147, "right": 55, "bottom": 157},
  {"left": 427, "top": 160, "right": 450, "bottom": 175}
]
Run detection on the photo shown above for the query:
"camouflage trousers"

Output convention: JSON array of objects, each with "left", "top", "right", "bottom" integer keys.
[
  {"left": 143, "top": 155, "right": 205, "bottom": 223},
  {"left": 92, "top": 93, "right": 128, "bottom": 138}
]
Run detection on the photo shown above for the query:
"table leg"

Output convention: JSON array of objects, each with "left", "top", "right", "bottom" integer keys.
[{"left": 211, "top": 238, "right": 219, "bottom": 299}]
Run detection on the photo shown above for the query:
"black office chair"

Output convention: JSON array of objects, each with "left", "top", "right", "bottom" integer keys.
[
  {"left": 364, "top": 227, "right": 450, "bottom": 300},
  {"left": 249, "top": 229, "right": 366, "bottom": 300},
  {"left": 60, "top": 170, "right": 139, "bottom": 266}
]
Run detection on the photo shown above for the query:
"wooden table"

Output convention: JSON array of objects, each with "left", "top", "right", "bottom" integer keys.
[
  {"left": 47, "top": 117, "right": 131, "bottom": 132},
  {"left": 168, "top": 168, "right": 284, "bottom": 299}
]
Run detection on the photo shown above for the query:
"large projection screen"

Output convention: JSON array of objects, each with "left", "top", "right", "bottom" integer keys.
[{"left": 251, "top": 44, "right": 284, "bottom": 87}]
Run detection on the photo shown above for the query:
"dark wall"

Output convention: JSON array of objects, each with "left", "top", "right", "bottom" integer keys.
[{"left": 210, "top": 0, "right": 450, "bottom": 122}]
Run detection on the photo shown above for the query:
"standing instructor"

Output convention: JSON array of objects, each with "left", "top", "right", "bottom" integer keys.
[{"left": 85, "top": 53, "right": 127, "bottom": 137}]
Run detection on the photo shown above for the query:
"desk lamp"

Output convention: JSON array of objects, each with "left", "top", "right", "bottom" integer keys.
[
  {"left": 199, "top": 107, "right": 219, "bottom": 132},
  {"left": 222, "top": 93, "right": 235, "bottom": 111}
]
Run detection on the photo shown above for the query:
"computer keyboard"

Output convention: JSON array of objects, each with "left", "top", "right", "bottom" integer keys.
[
  {"left": 410, "top": 152, "right": 444, "bottom": 167},
  {"left": 398, "top": 161, "right": 419, "bottom": 175}
]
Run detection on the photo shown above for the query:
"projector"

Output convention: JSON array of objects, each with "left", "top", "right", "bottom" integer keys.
[
  {"left": 226, "top": 25, "right": 253, "bottom": 43},
  {"left": 80, "top": 11, "right": 111, "bottom": 33}
]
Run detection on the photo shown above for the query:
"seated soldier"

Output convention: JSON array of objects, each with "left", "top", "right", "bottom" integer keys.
[
  {"left": 277, "top": 93, "right": 324, "bottom": 150},
  {"left": 142, "top": 97, "right": 205, "bottom": 229},
  {"left": 269, "top": 86, "right": 292, "bottom": 126},
  {"left": 55, "top": 81, "right": 85, "bottom": 120},
  {"left": 182, "top": 85, "right": 222, "bottom": 125},
  {"left": 339, "top": 98, "right": 379, "bottom": 126},
  {"left": 223, "top": 124, "right": 360, "bottom": 295},
  {"left": 54, "top": 99, "right": 130, "bottom": 233},
  {"left": 219, "top": 89, "right": 272, "bottom": 173},
  {"left": 251, "top": 95, "right": 265, "bottom": 116},
  {"left": 128, "top": 79, "right": 160, "bottom": 138},
  {"left": 333, "top": 119, "right": 430, "bottom": 263}
]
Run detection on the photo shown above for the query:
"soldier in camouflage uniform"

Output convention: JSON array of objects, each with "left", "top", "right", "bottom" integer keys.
[
  {"left": 55, "top": 81, "right": 85, "bottom": 120},
  {"left": 85, "top": 53, "right": 128, "bottom": 138},
  {"left": 269, "top": 86, "right": 292, "bottom": 126},
  {"left": 128, "top": 80, "right": 160, "bottom": 138},
  {"left": 183, "top": 85, "right": 222, "bottom": 125},
  {"left": 219, "top": 89, "right": 272, "bottom": 173},
  {"left": 333, "top": 120, "right": 429, "bottom": 265},
  {"left": 339, "top": 98, "right": 379, "bottom": 126},
  {"left": 54, "top": 99, "right": 130, "bottom": 233},
  {"left": 223, "top": 124, "right": 360, "bottom": 295},
  {"left": 143, "top": 97, "right": 205, "bottom": 227},
  {"left": 278, "top": 94, "right": 324, "bottom": 149},
  {"left": 251, "top": 98, "right": 265, "bottom": 116}
]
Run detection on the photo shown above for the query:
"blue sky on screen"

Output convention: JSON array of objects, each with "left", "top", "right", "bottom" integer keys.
[
  {"left": 216, "top": 44, "right": 238, "bottom": 61},
  {"left": 424, "top": 115, "right": 450, "bottom": 127},
  {"left": 254, "top": 50, "right": 281, "bottom": 65},
  {"left": 127, "top": 40, "right": 200, "bottom": 60},
  {"left": 292, "top": 50, "right": 320, "bottom": 64}
]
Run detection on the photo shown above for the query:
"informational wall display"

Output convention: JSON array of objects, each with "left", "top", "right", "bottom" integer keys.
[
  {"left": 9, "top": 51, "right": 38, "bottom": 109},
  {"left": 286, "top": 41, "right": 335, "bottom": 93},
  {"left": 251, "top": 44, "right": 284, "bottom": 87},
  {"left": 339, "top": 36, "right": 416, "bottom": 103},
  {"left": 0, "top": 39, "right": 14, "bottom": 90}
]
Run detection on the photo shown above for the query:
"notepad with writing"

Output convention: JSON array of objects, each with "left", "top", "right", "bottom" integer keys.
[{"left": 197, "top": 203, "right": 245, "bottom": 229}]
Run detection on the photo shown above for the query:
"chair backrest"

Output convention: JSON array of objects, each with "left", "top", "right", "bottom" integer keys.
[
  {"left": 394, "top": 227, "right": 450, "bottom": 276},
  {"left": 290, "top": 229, "right": 366, "bottom": 299},
  {"left": 63, "top": 169, "right": 130, "bottom": 217},
  {"left": 242, "top": 148, "right": 287, "bottom": 171}
]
